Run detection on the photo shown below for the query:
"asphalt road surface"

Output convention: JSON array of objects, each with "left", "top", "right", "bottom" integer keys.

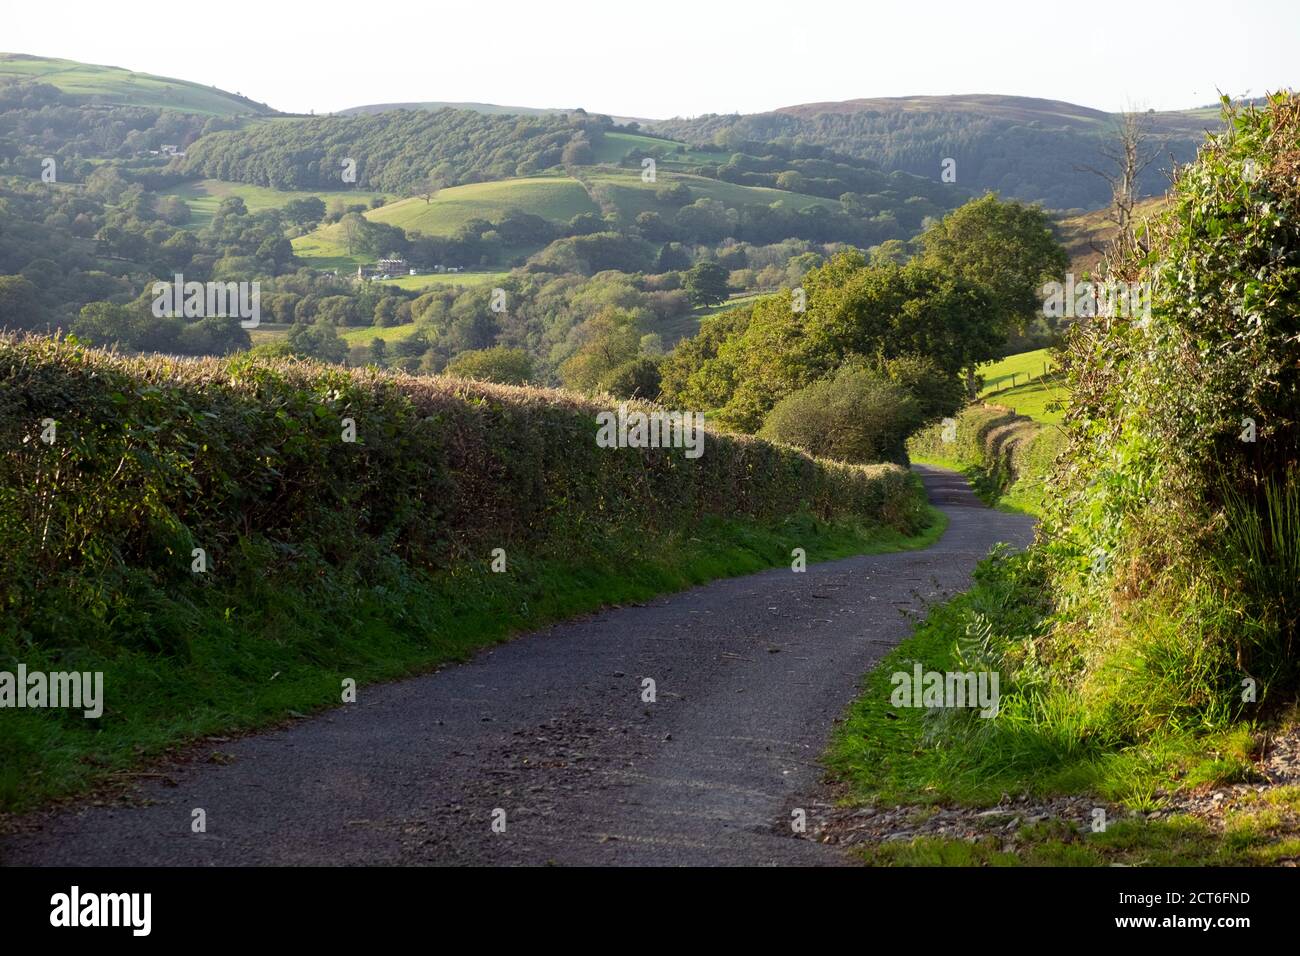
[{"left": 1, "top": 465, "right": 1035, "bottom": 866}]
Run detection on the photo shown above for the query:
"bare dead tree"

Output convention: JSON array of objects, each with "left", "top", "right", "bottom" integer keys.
[{"left": 1076, "top": 109, "right": 1162, "bottom": 259}]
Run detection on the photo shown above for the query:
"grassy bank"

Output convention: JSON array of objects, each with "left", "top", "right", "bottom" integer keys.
[
  {"left": 0, "top": 335, "right": 933, "bottom": 812},
  {"left": 824, "top": 547, "right": 1294, "bottom": 865},
  {"left": 908, "top": 403, "right": 1064, "bottom": 515},
  {"left": 827, "top": 549, "right": 1257, "bottom": 808}
]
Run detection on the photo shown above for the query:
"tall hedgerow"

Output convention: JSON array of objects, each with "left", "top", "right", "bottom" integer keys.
[
  {"left": 1044, "top": 93, "right": 1300, "bottom": 715},
  {"left": 0, "top": 335, "right": 924, "bottom": 655}
]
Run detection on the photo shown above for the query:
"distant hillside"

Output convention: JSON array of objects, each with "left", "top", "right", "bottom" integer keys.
[
  {"left": 366, "top": 176, "right": 600, "bottom": 234},
  {"left": 1055, "top": 195, "right": 1168, "bottom": 272},
  {"left": 651, "top": 94, "right": 1221, "bottom": 210},
  {"left": 287, "top": 168, "right": 850, "bottom": 269},
  {"left": 180, "top": 108, "right": 603, "bottom": 192},
  {"left": 338, "top": 100, "right": 653, "bottom": 126},
  {"left": 0, "top": 53, "right": 276, "bottom": 116}
]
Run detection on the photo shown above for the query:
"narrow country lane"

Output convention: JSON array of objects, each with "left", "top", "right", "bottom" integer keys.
[{"left": 1, "top": 466, "right": 1035, "bottom": 866}]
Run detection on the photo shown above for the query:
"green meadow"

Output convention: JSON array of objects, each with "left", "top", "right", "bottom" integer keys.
[
  {"left": 368, "top": 271, "right": 510, "bottom": 292},
  {"left": 340, "top": 323, "right": 425, "bottom": 346},
  {"left": 367, "top": 175, "right": 599, "bottom": 233},
  {"left": 584, "top": 169, "right": 842, "bottom": 219},
  {"left": 977, "top": 348, "right": 1065, "bottom": 424},
  {"left": 162, "top": 179, "right": 390, "bottom": 229},
  {"left": 591, "top": 130, "right": 730, "bottom": 167}
]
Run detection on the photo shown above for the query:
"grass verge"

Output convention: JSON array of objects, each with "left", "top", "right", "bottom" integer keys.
[
  {"left": 2, "top": 504, "right": 944, "bottom": 814},
  {"left": 824, "top": 546, "right": 1293, "bottom": 865},
  {"left": 827, "top": 548, "right": 1257, "bottom": 808}
]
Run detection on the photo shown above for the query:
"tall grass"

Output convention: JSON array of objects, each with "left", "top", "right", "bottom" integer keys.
[{"left": 1216, "top": 470, "right": 1300, "bottom": 694}]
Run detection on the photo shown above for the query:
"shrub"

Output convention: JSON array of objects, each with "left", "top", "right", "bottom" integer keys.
[
  {"left": 1047, "top": 93, "right": 1300, "bottom": 701},
  {"left": 598, "top": 357, "right": 662, "bottom": 400},
  {"left": 759, "top": 366, "right": 921, "bottom": 465},
  {"left": 444, "top": 346, "right": 533, "bottom": 385}
]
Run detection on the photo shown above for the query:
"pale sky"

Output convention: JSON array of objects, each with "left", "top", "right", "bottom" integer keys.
[{"left": 7, "top": 0, "right": 1296, "bottom": 118}]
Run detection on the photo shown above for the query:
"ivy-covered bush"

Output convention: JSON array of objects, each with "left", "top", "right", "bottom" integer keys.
[{"left": 1046, "top": 93, "right": 1300, "bottom": 708}]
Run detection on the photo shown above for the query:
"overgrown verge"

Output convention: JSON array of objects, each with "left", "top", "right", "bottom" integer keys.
[
  {"left": 0, "top": 335, "right": 933, "bottom": 812},
  {"left": 827, "top": 549, "right": 1261, "bottom": 807},
  {"left": 822, "top": 547, "right": 1298, "bottom": 865},
  {"left": 908, "top": 403, "right": 1064, "bottom": 515}
]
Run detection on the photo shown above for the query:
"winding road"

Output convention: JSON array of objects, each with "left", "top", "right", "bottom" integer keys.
[{"left": 1, "top": 465, "right": 1034, "bottom": 866}]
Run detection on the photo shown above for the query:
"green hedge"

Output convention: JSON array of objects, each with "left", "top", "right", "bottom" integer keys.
[{"left": 0, "top": 335, "right": 924, "bottom": 652}]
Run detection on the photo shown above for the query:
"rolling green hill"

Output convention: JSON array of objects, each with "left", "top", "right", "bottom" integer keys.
[
  {"left": 289, "top": 166, "right": 845, "bottom": 270},
  {"left": 590, "top": 131, "right": 730, "bottom": 167},
  {"left": 368, "top": 176, "right": 599, "bottom": 233},
  {"left": 290, "top": 176, "right": 598, "bottom": 268},
  {"left": 0, "top": 53, "right": 276, "bottom": 116},
  {"left": 337, "top": 101, "right": 654, "bottom": 126},
  {"left": 582, "top": 168, "right": 841, "bottom": 218}
]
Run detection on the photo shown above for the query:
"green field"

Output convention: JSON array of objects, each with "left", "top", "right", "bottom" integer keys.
[
  {"left": 340, "top": 323, "right": 426, "bottom": 346},
  {"left": 371, "top": 271, "right": 509, "bottom": 292},
  {"left": 0, "top": 53, "right": 274, "bottom": 116},
  {"left": 162, "top": 179, "right": 389, "bottom": 229},
  {"left": 979, "top": 347, "right": 1053, "bottom": 389},
  {"left": 289, "top": 230, "right": 365, "bottom": 270},
  {"left": 584, "top": 169, "right": 841, "bottom": 219},
  {"left": 977, "top": 348, "right": 1065, "bottom": 424},
  {"left": 292, "top": 175, "right": 597, "bottom": 269},
  {"left": 249, "top": 322, "right": 422, "bottom": 349},
  {"left": 262, "top": 162, "right": 845, "bottom": 272},
  {"left": 368, "top": 175, "right": 599, "bottom": 234},
  {"left": 591, "top": 131, "right": 730, "bottom": 167}
]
